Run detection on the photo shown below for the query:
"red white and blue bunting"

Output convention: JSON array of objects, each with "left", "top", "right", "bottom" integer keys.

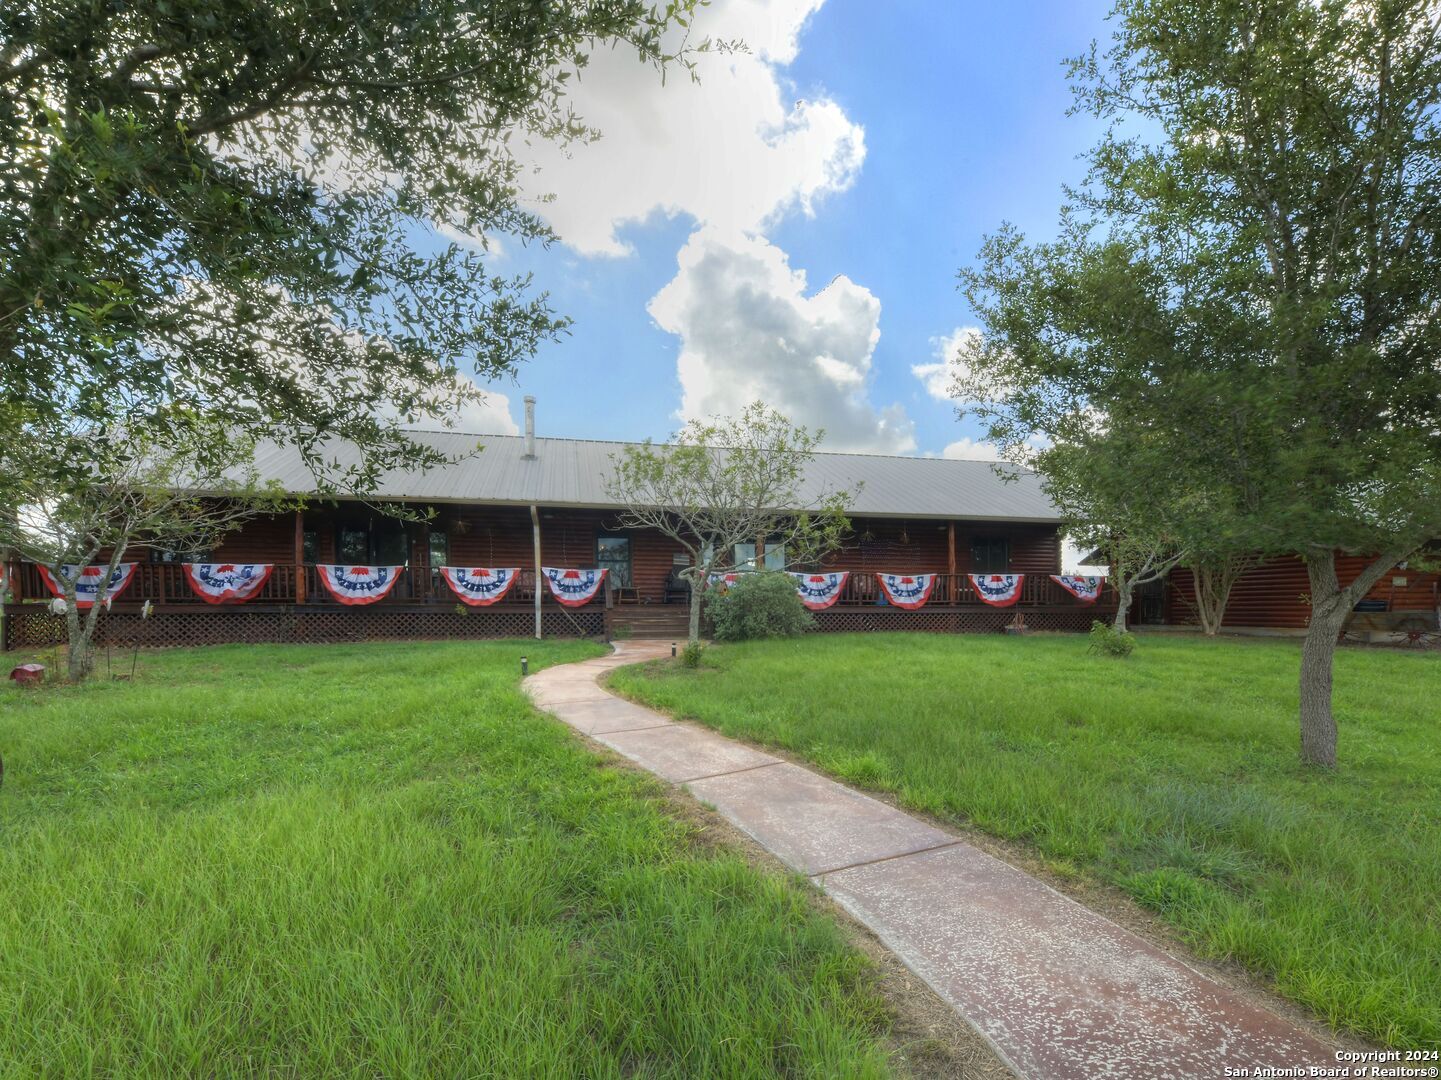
[
  {"left": 789, "top": 571, "right": 849, "bottom": 610},
  {"left": 969, "top": 573, "right": 1025, "bottom": 607},
  {"left": 542, "top": 567, "right": 607, "bottom": 607},
  {"left": 707, "top": 572, "right": 741, "bottom": 589},
  {"left": 38, "top": 563, "right": 137, "bottom": 609},
  {"left": 1050, "top": 574, "right": 1105, "bottom": 604},
  {"left": 315, "top": 565, "right": 405, "bottom": 606},
  {"left": 183, "top": 563, "right": 273, "bottom": 604},
  {"left": 440, "top": 566, "right": 521, "bottom": 607},
  {"left": 876, "top": 573, "right": 937, "bottom": 610}
]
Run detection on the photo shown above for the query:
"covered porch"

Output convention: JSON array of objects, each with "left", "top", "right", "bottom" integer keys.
[{"left": 2, "top": 503, "right": 1114, "bottom": 649}]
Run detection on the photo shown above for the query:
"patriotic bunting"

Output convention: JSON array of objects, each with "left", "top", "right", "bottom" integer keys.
[
  {"left": 1050, "top": 574, "right": 1105, "bottom": 604},
  {"left": 707, "top": 572, "right": 741, "bottom": 589},
  {"left": 37, "top": 564, "right": 137, "bottom": 609},
  {"left": 969, "top": 573, "right": 1025, "bottom": 607},
  {"left": 542, "top": 567, "right": 607, "bottom": 607},
  {"left": 789, "top": 571, "right": 849, "bottom": 610},
  {"left": 182, "top": 563, "right": 273, "bottom": 604},
  {"left": 315, "top": 565, "right": 405, "bottom": 605},
  {"left": 440, "top": 566, "right": 521, "bottom": 607},
  {"left": 876, "top": 573, "right": 937, "bottom": 610}
]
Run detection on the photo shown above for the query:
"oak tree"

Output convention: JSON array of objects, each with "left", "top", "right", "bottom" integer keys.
[{"left": 959, "top": 0, "right": 1441, "bottom": 766}]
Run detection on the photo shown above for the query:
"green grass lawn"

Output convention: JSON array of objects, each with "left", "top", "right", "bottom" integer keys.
[
  {"left": 0, "top": 641, "right": 896, "bottom": 1078},
  {"left": 610, "top": 633, "right": 1441, "bottom": 1049}
]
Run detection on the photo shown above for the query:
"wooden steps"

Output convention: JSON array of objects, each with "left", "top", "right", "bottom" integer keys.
[{"left": 607, "top": 606, "right": 693, "bottom": 639}]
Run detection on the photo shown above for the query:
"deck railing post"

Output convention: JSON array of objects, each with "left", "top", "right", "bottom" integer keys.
[{"left": 293, "top": 510, "right": 307, "bottom": 606}]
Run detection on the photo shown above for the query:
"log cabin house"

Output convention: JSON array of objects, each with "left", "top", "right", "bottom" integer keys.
[
  {"left": 3, "top": 408, "right": 1116, "bottom": 650},
  {"left": 1146, "top": 555, "right": 1441, "bottom": 642}
]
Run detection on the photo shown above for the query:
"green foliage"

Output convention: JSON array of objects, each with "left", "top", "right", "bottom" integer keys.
[
  {"left": 961, "top": 0, "right": 1441, "bottom": 562},
  {"left": 604, "top": 403, "right": 854, "bottom": 643},
  {"left": 957, "top": 0, "right": 1441, "bottom": 763},
  {"left": 0, "top": 640, "right": 893, "bottom": 1075},
  {"left": 678, "top": 640, "right": 706, "bottom": 668},
  {"left": 0, "top": 415, "right": 293, "bottom": 679},
  {"left": 709, "top": 572, "right": 813, "bottom": 641},
  {"left": 1, "top": 0, "right": 698, "bottom": 491},
  {"left": 612, "top": 633, "right": 1441, "bottom": 1047},
  {"left": 1087, "top": 619, "right": 1136, "bottom": 657}
]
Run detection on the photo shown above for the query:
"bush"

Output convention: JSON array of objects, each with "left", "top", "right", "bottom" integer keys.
[
  {"left": 1088, "top": 619, "right": 1136, "bottom": 657},
  {"left": 679, "top": 640, "right": 706, "bottom": 668},
  {"left": 709, "top": 572, "right": 813, "bottom": 641}
]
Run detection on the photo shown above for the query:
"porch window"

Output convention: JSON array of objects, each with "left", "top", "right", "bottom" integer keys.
[
  {"left": 596, "top": 535, "right": 632, "bottom": 588},
  {"left": 428, "top": 530, "right": 449, "bottom": 568},
  {"left": 762, "top": 538, "right": 786, "bottom": 571},
  {"left": 302, "top": 530, "right": 320, "bottom": 564},
  {"left": 970, "top": 536, "right": 1010, "bottom": 574},
  {"left": 733, "top": 543, "right": 757, "bottom": 571},
  {"left": 336, "top": 518, "right": 407, "bottom": 565}
]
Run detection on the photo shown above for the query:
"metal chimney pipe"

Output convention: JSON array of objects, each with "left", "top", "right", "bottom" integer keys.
[{"left": 523, "top": 395, "right": 536, "bottom": 458}]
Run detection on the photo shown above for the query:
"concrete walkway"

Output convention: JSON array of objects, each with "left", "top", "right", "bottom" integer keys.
[{"left": 524, "top": 642, "right": 1338, "bottom": 1080}]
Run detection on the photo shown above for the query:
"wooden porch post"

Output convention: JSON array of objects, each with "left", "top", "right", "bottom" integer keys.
[
  {"left": 530, "top": 505, "right": 543, "bottom": 640},
  {"left": 947, "top": 521, "right": 957, "bottom": 576},
  {"left": 294, "top": 510, "right": 306, "bottom": 604}
]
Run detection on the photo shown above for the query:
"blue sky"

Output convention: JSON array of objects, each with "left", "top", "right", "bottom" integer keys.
[{"left": 448, "top": 0, "right": 1114, "bottom": 461}]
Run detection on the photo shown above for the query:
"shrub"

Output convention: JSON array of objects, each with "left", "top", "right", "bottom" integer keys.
[
  {"left": 679, "top": 640, "right": 706, "bottom": 668},
  {"left": 709, "top": 572, "right": 813, "bottom": 641},
  {"left": 1089, "top": 619, "right": 1136, "bottom": 657}
]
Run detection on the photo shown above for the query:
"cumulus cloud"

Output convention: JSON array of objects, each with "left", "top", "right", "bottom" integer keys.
[
  {"left": 407, "top": 381, "right": 519, "bottom": 435},
  {"left": 940, "top": 437, "right": 1003, "bottom": 461},
  {"left": 523, "top": 0, "right": 864, "bottom": 255},
  {"left": 649, "top": 229, "right": 915, "bottom": 453},
  {"left": 912, "top": 325, "right": 987, "bottom": 402}
]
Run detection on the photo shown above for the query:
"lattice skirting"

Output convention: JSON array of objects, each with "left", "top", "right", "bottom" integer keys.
[
  {"left": 1018, "top": 611, "right": 1107, "bottom": 633},
  {"left": 810, "top": 608, "right": 1104, "bottom": 634},
  {"left": 812, "top": 609, "right": 1016, "bottom": 634},
  {"left": 2, "top": 606, "right": 604, "bottom": 650}
]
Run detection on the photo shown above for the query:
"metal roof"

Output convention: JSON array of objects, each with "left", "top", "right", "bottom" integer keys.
[{"left": 247, "top": 431, "right": 1061, "bottom": 523}]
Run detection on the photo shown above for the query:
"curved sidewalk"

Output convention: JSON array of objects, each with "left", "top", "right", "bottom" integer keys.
[{"left": 524, "top": 641, "right": 1338, "bottom": 1080}]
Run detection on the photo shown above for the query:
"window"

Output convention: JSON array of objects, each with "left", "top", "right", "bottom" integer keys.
[
  {"left": 762, "top": 537, "right": 786, "bottom": 571},
  {"left": 733, "top": 543, "right": 758, "bottom": 572},
  {"left": 970, "top": 536, "right": 1010, "bottom": 574},
  {"left": 335, "top": 518, "right": 407, "bottom": 565},
  {"left": 596, "top": 535, "right": 632, "bottom": 587},
  {"left": 428, "top": 530, "right": 449, "bottom": 568},
  {"left": 302, "top": 530, "right": 320, "bottom": 564}
]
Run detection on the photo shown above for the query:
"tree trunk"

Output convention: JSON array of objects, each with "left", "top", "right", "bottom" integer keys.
[
  {"left": 1113, "top": 583, "right": 1133, "bottom": 633},
  {"left": 687, "top": 581, "right": 703, "bottom": 645},
  {"left": 1300, "top": 553, "right": 1349, "bottom": 768},
  {"left": 1188, "top": 555, "right": 1252, "bottom": 636},
  {"left": 63, "top": 598, "right": 96, "bottom": 681}
]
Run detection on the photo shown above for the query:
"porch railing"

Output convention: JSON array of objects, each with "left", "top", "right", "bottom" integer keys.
[
  {"left": 6, "top": 563, "right": 561, "bottom": 608},
  {"left": 5, "top": 562, "right": 1113, "bottom": 610},
  {"left": 830, "top": 572, "right": 1115, "bottom": 608}
]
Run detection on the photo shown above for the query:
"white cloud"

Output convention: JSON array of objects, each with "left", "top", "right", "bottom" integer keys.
[
  {"left": 940, "top": 437, "right": 1003, "bottom": 461},
  {"left": 913, "top": 325, "right": 986, "bottom": 402},
  {"left": 399, "top": 378, "right": 519, "bottom": 435},
  {"left": 523, "top": 0, "right": 864, "bottom": 255},
  {"left": 649, "top": 229, "right": 915, "bottom": 453}
]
